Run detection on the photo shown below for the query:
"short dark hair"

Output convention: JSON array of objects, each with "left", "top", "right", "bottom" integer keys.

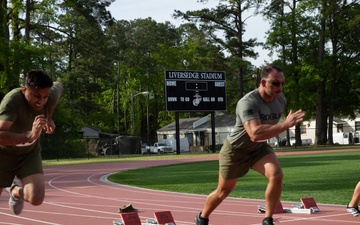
[
  {"left": 24, "top": 70, "right": 53, "bottom": 89},
  {"left": 261, "top": 65, "right": 283, "bottom": 78}
]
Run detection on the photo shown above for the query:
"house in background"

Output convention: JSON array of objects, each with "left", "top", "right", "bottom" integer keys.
[
  {"left": 284, "top": 116, "right": 360, "bottom": 144},
  {"left": 156, "top": 112, "right": 236, "bottom": 152},
  {"left": 80, "top": 114, "right": 360, "bottom": 154},
  {"left": 80, "top": 125, "right": 118, "bottom": 140},
  {"left": 156, "top": 113, "right": 360, "bottom": 151},
  {"left": 80, "top": 126, "right": 99, "bottom": 139},
  {"left": 80, "top": 125, "right": 141, "bottom": 155}
]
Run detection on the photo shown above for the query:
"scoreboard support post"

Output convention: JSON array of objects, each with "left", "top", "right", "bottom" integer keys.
[
  {"left": 211, "top": 112, "right": 215, "bottom": 153},
  {"left": 175, "top": 112, "right": 180, "bottom": 155}
]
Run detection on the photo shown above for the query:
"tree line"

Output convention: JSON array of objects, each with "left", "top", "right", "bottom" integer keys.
[{"left": 1, "top": 0, "right": 359, "bottom": 158}]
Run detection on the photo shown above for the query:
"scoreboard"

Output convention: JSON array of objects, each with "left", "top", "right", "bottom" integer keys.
[{"left": 165, "top": 70, "right": 227, "bottom": 112}]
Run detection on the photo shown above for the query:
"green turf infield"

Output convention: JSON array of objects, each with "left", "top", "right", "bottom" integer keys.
[{"left": 107, "top": 151, "right": 359, "bottom": 205}]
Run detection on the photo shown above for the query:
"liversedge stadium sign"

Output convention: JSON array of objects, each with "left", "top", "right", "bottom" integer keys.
[{"left": 165, "top": 70, "right": 227, "bottom": 112}]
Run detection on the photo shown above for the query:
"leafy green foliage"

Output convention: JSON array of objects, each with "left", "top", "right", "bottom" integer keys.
[
  {"left": 1, "top": 0, "right": 360, "bottom": 157},
  {"left": 41, "top": 100, "right": 86, "bottom": 159}
]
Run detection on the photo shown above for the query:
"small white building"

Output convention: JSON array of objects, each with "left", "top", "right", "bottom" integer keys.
[
  {"left": 156, "top": 113, "right": 235, "bottom": 151},
  {"left": 157, "top": 113, "right": 360, "bottom": 149},
  {"left": 274, "top": 116, "right": 360, "bottom": 145}
]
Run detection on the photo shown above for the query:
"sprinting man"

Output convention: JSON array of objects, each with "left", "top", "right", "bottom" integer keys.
[
  {"left": 346, "top": 181, "right": 360, "bottom": 217},
  {"left": 194, "top": 65, "right": 305, "bottom": 225},
  {"left": 0, "top": 70, "right": 63, "bottom": 215}
]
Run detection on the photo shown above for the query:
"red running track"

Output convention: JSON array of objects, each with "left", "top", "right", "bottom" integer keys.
[{"left": 0, "top": 150, "right": 359, "bottom": 225}]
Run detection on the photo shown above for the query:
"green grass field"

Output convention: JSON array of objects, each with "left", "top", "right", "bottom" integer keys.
[{"left": 107, "top": 151, "right": 360, "bottom": 205}]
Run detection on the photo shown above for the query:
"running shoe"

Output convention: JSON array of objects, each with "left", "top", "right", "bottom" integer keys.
[
  {"left": 346, "top": 205, "right": 360, "bottom": 217},
  {"left": 194, "top": 212, "right": 209, "bottom": 225},
  {"left": 262, "top": 217, "right": 274, "bottom": 225},
  {"left": 118, "top": 203, "right": 138, "bottom": 213},
  {"left": 8, "top": 179, "right": 24, "bottom": 215}
]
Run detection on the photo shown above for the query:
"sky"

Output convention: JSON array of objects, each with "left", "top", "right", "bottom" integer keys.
[{"left": 107, "top": 0, "right": 272, "bottom": 67}]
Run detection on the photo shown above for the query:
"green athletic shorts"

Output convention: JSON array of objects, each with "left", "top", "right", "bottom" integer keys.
[
  {"left": 219, "top": 139, "right": 274, "bottom": 179},
  {"left": 0, "top": 147, "right": 43, "bottom": 188}
]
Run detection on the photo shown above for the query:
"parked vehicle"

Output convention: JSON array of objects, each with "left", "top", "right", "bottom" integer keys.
[
  {"left": 275, "top": 137, "right": 312, "bottom": 147},
  {"left": 149, "top": 142, "right": 173, "bottom": 154},
  {"left": 140, "top": 144, "right": 150, "bottom": 155},
  {"left": 289, "top": 137, "right": 312, "bottom": 146},
  {"left": 333, "top": 132, "right": 353, "bottom": 145},
  {"left": 161, "top": 138, "right": 190, "bottom": 153}
]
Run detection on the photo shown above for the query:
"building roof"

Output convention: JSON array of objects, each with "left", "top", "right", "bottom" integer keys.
[
  {"left": 157, "top": 117, "right": 200, "bottom": 134},
  {"left": 81, "top": 125, "right": 118, "bottom": 139},
  {"left": 333, "top": 118, "right": 346, "bottom": 124},
  {"left": 192, "top": 114, "right": 235, "bottom": 131},
  {"left": 157, "top": 113, "right": 235, "bottom": 134}
]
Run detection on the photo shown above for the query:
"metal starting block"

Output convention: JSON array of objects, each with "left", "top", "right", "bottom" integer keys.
[
  {"left": 113, "top": 220, "right": 124, "bottom": 225},
  {"left": 145, "top": 218, "right": 157, "bottom": 224},
  {"left": 143, "top": 218, "right": 175, "bottom": 225},
  {"left": 114, "top": 219, "right": 175, "bottom": 225},
  {"left": 283, "top": 207, "right": 315, "bottom": 214},
  {"left": 257, "top": 201, "right": 284, "bottom": 214},
  {"left": 257, "top": 198, "right": 320, "bottom": 215},
  {"left": 114, "top": 211, "right": 176, "bottom": 225}
]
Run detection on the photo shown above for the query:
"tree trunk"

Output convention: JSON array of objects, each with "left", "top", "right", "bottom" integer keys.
[
  {"left": 25, "top": 0, "right": 30, "bottom": 42},
  {"left": 0, "top": 0, "right": 14, "bottom": 93},
  {"left": 315, "top": 0, "right": 328, "bottom": 145}
]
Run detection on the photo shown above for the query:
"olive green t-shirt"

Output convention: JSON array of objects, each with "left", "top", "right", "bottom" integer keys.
[
  {"left": 226, "top": 89, "right": 286, "bottom": 151},
  {"left": 0, "top": 85, "right": 62, "bottom": 155}
]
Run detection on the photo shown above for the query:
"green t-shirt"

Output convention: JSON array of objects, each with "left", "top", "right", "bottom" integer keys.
[
  {"left": 0, "top": 85, "right": 62, "bottom": 155},
  {"left": 226, "top": 89, "right": 286, "bottom": 151}
]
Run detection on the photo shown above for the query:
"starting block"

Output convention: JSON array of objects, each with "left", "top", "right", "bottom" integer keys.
[
  {"left": 117, "top": 212, "right": 142, "bottom": 225},
  {"left": 153, "top": 211, "right": 176, "bottom": 225},
  {"left": 257, "top": 198, "right": 319, "bottom": 215},
  {"left": 257, "top": 200, "right": 284, "bottom": 214},
  {"left": 113, "top": 211, "right": 176, "bottom": 225},
  {"left": 113, "top": 220, "right": 124, "bottom": 225},
  {"left": 283, "top": 207, "right": 315, "bottom": 214},
  {"left": 300, "top": 197, "right": 320, "bottom": 212}
]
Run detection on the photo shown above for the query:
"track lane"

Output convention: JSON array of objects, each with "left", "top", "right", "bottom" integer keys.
[{"left": 0, "top": 151, "right": 359, "bottom": 225}]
